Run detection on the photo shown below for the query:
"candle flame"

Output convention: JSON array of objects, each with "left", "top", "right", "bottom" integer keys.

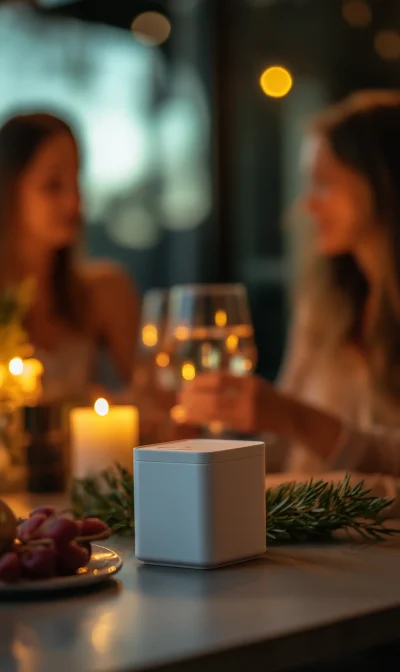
[
  {"left": 94, "top": 398, "right": 109, "bottom": 417},
  {"left": 9, "top": 357, "right": 23, "bottom": 376}
]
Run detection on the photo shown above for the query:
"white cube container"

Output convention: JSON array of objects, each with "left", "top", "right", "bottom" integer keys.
[{"left": 134, "top": 439, "right": 266, "bottom": 569}]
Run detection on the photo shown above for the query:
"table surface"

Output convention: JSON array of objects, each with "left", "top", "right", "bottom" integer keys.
[{"left": 2, "top": 496, "right": 400, "bottom": 672}]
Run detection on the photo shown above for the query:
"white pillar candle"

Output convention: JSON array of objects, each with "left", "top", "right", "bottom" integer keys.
[{"left": 70, "top": 399, "right": 138, "bottom": 478}]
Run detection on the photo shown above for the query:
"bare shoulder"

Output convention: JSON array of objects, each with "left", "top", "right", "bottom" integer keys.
[
  {"left": 80, "top": 259, "right": 139, "bottom": 303},
  {"left": 81, "top": 259, "right": 132, "bottom": 287}
]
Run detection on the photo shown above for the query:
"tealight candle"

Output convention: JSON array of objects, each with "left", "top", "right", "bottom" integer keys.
[{"left": 70, "top": 399, "right": 138, "bottom": 478}]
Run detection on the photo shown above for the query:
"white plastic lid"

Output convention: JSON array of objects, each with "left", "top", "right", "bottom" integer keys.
[{"left": 134, "top": 438, "right": 265, "bottom": 464}]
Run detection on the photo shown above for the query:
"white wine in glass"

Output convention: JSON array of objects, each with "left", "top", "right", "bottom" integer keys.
[{"left": 164, "top": 284, "right": 258, "bottom": 434}]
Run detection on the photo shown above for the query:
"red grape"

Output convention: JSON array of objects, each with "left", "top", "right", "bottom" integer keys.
[
  {"left": 57, "top": 541, "right": 90, "bottom": 576},
  {"left": 38, "top": 517, "right": 79, "bottom": 546},
  {"left": 17, "top": 514, "right": 47, "bottom": 542},
  {"left": 21, "top": 547, "right": 56, "bottom": 580},
  {"left": 0, "top": 500, "right": 18, "bottom": 555},
  {"left": 80, "top": 518, "right": 109, "bottom": 538},
  {"left": 29, "top": 507, "right": 55, "bottom": 519},
  {"left": 0, "top": 552, "right": 21, "bottom": 583},
  {"left": 79, "top": 541, "right": 92, "bottom": 560}
]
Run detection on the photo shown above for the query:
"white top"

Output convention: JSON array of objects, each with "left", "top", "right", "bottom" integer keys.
[
  {"left": 267, "top": 306, "right": 400, "bottom": 477},
  {"left": 135, "top": 439, "right": 265, "bottom": 464}
]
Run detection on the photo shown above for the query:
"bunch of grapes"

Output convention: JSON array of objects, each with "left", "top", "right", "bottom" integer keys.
[{"left": 0, "top": 503, "right": 111, "bottom": 583}]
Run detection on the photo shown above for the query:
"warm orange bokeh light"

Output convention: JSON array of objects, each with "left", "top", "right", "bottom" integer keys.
[
  {"left": 342, "top": 0, "right": 372, "bottom": 28},
  {"left": 156, "top": 352, "right": 170, "bottom": 368},
  {"left": 182, "top": 362, "right": 196, "bottom": 381},
  {"left": 226, "top": 334, "right": 239, "bottom": 353},
  {"left": 142, "top": 324, "right": 158, "bottom": 347},
  {"left": 170, "top": 405, "right": 187, "bottom": 423},
  {"left": 215, "top": 310, "right": 227, "bottom": 327},
  {"left": 175, "top": 326, "right": 190, "bottom": 341}
]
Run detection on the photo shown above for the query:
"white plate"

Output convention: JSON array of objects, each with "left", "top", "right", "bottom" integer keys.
[{"left": 0, "top": 545, "right": 123, "bottom": 595}]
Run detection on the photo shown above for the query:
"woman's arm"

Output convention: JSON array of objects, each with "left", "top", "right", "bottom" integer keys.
[
  {"left": 87, "top": 261, "right": 141, "bottom": 385},
  {"left": 277, "top": 396, "right": 400, "bottom": 476}
]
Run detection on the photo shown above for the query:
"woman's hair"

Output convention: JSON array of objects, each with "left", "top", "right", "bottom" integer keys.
[
  {"left": 0, "top": 112, "right": 87, "bottom": 330},
  {"left": 301, "top": 90, "right": 400, "bottom": 397}
]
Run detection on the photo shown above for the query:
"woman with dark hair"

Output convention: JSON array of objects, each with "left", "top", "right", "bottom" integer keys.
[
  {"left": 0, "top": 112, "right": 140, "bottom": 402},
  {"left": 181, "top": 90, "right": 400, "bottom": 475}
]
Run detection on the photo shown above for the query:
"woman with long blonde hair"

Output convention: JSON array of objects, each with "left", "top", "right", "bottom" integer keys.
[{"left": 182, "top": 90, "right": 400, "bottom": 475}]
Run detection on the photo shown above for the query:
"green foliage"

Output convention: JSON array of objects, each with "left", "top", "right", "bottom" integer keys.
[{"left": 71, "top": 468, "right": 399, "bottom": 543}]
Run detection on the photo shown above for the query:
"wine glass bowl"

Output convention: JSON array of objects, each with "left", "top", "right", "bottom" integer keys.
[{"left": 164, "top": 284, "right": 257, "bottom": 433}]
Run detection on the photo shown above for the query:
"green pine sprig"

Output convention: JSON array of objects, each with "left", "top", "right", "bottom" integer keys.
[{"left": 70, "top": 467, "right": 399, "bottom": 543}]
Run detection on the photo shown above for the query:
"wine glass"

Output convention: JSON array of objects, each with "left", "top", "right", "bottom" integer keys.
[
  {"left": 163, "top": 284, "right": 258, "bottom": 435},
  {"left": 133, "top": 289, "right": 176, "bottom": 442},
  {"left": 134, "top": 288, "right": 169, "bottom": 391}
]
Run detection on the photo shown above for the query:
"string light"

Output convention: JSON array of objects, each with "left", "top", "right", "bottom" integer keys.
[{"left": 260, "top": 66, "right": 293, "bottom": 98}]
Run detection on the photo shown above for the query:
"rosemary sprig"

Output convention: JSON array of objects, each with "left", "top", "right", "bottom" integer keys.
[
  {"left": 70, "top": 467, "right": 399, "bottom": 543},
  {"left": 265, "top": 474, "right": 398, "bottom": 542},
  {"left": 71, "top": 463, "right": 134, "bottom": 536}
]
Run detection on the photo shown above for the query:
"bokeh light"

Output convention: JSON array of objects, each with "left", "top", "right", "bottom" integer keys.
[
  {"left": 260, "top": 66, "right": 293, "bottom": 98},
  {"left": 374, "top": 30, "right": 400, "bottom": 60},
  {"left": 9, "top": 357, "right": 23, "bottom": 376},
  {"left": 156, "top": 352, "right": 170, "bottom": 368},
  {"left": 131, "top": 11, "right": 172, "bottom": 47},
  {"left": 175, "top": 326, "right": 190, "bottom": 341},
  {"left": 142, "top": 324, "right": 158, "bottom": 347},
  {"left": 215, "top": 310, "right": 227, "bottom": 328},
  {"left": 182, "top": 362, "right": 196, "bottom": 381},
  {"left": 342, "top": 1, "right": 372, "bottom": 28},
  {"left": 226, "top": 334, "right": 238, "bottom": 353},
  {"left": 170, "top": 404, "right": 187, "bottom": 424}
]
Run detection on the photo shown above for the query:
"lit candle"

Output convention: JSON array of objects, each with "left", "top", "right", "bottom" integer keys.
[{"left": 70, "top": 399, "right": 139, "bottom": 478}]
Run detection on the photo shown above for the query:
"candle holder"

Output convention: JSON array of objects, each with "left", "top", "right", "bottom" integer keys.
[{"left": 24, "top": 404, "right": 69, "bottom": 494}]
